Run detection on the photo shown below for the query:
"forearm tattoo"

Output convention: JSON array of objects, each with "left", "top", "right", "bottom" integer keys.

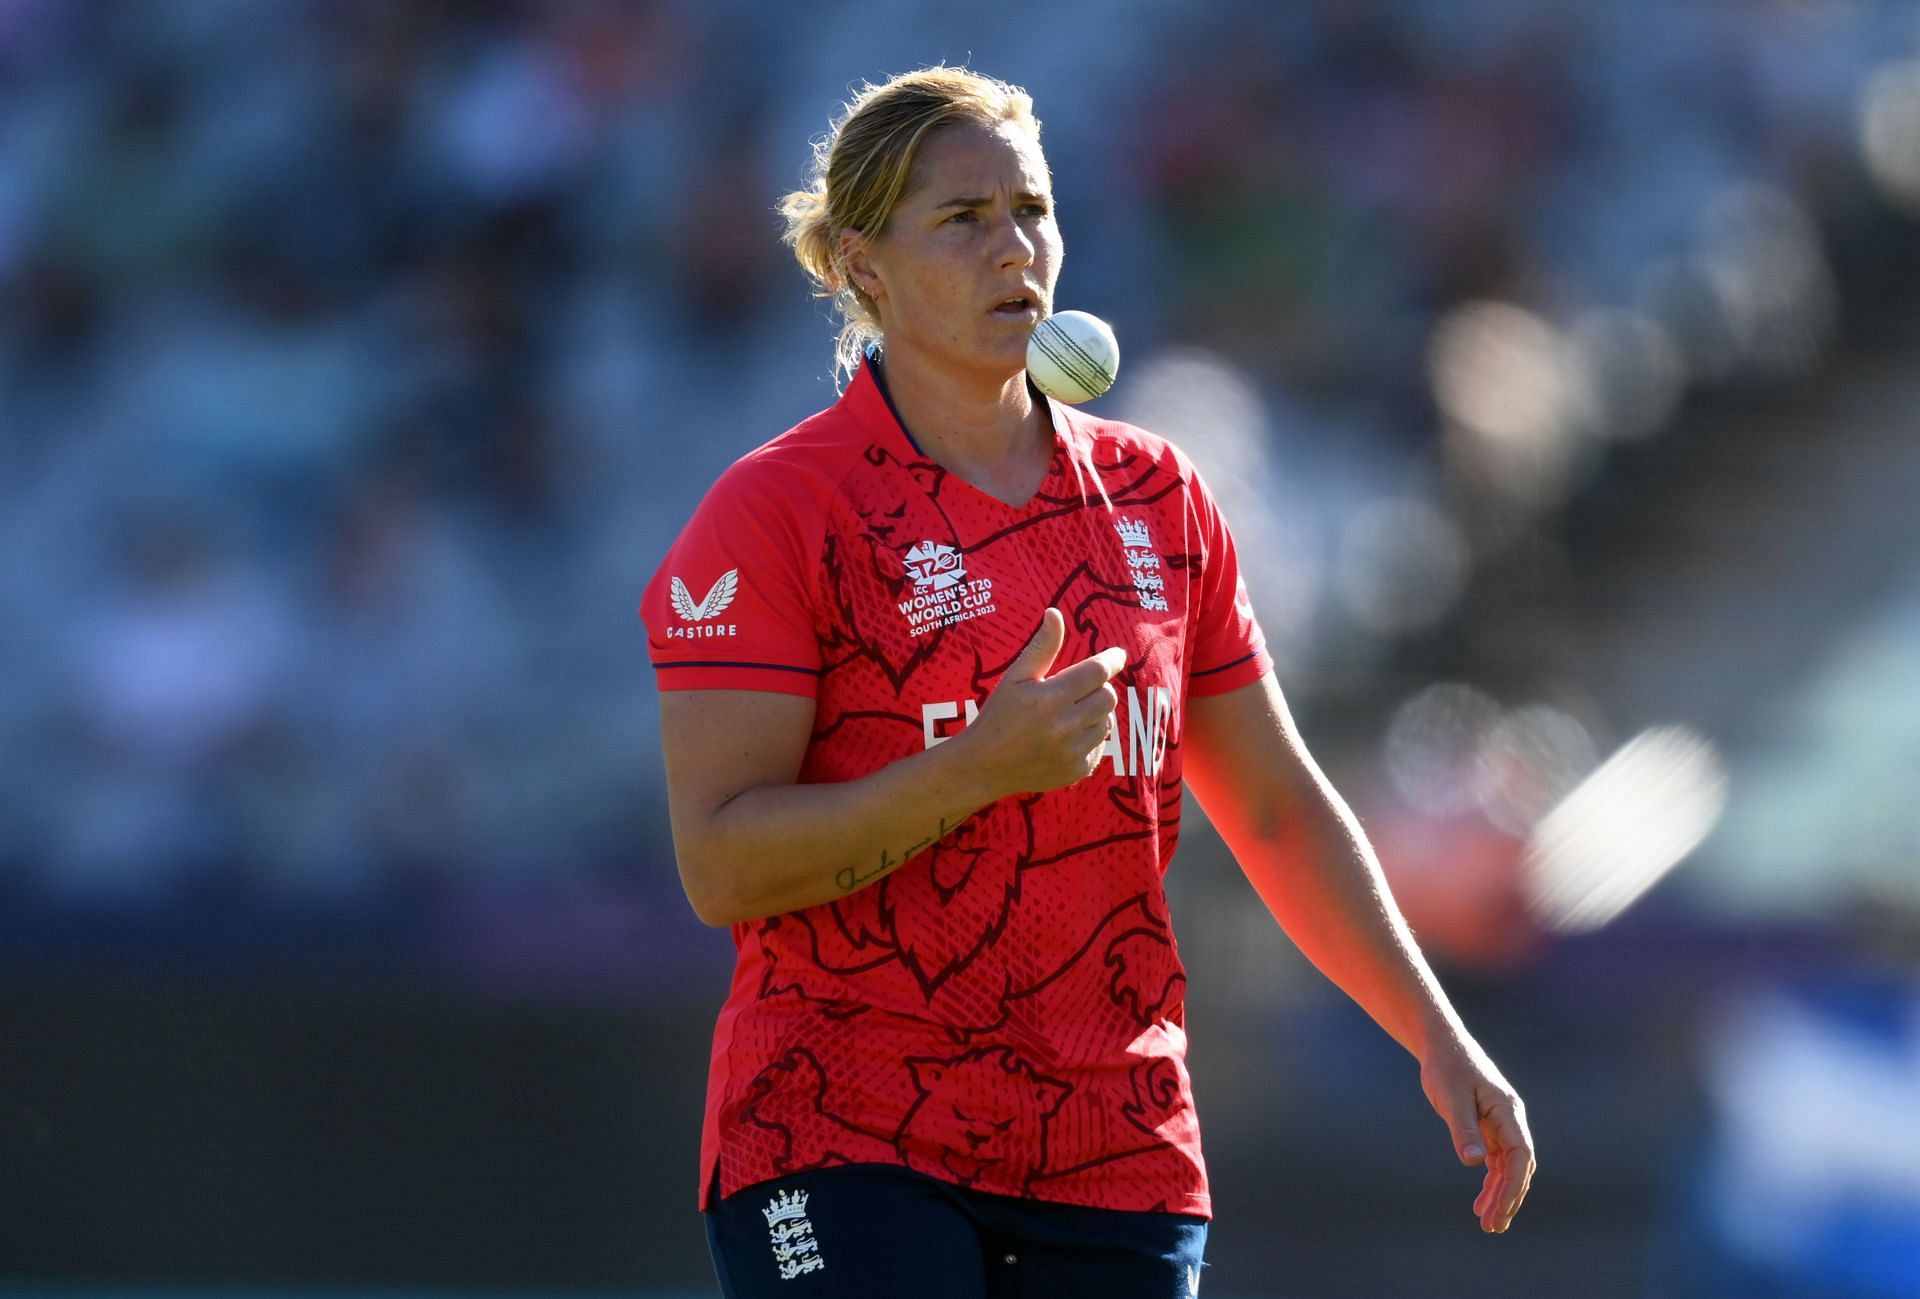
[{"left": 835, "top": 815, "right": 960, "bottom": 892}]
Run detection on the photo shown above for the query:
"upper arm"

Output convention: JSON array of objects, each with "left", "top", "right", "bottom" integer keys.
[
  {"left": 638, "top": 451, "right": 828, "bottom": 917},
  {"left": 658, "top": 688, "right": 815, "bottom": 919},
  {"left": 1183, "top": 670, "right": 1327, "bottom": 844},
  {"left": 658, "top": 689, "right": 816, "bottom": 820}
]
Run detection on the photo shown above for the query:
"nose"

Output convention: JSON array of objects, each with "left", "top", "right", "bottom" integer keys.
[
  {"left": 992, "top": 208, "right": 1035, "bottom": 272},
  {"left": 965, "top": 1129, "right": 990, "bottom": 1150}
]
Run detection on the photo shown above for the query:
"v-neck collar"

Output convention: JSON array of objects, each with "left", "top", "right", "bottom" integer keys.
[{"left": 843, "top": 353, "right": 1074, "bottom": 512}]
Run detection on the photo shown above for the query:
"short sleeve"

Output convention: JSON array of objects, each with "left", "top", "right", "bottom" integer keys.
[
  {"left": 1184, "top": 460, "right": 1273, "bottom": 697},
  {"left": 639, "top": 455, "right": 824, "bottom": 698}
]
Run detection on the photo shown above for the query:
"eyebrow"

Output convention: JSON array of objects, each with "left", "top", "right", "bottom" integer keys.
[{"left": 931, "top": 190, "right": 1049, "bottom": 210}]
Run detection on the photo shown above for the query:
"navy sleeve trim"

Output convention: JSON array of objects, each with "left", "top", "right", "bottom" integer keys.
[
  {"left": 1189, "top": 650, "right": 1260, "bottom": 679},
  {"left": 655, "top": 660, "right": 823, "bottom": 676}
]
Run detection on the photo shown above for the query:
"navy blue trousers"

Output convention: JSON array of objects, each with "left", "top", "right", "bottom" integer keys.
[{"left": 705, "top": 1163, "right": 1210, "bottom": 1298}]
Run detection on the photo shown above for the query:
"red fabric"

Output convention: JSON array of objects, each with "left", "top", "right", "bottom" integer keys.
[{"left": 641, "top": 359, "right": 1271, "bottom": 1217}]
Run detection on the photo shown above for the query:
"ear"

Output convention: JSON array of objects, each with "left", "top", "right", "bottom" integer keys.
[
  {"left": 907, "top": 1057, "right": 946, "bottom": 1093},
  {"left": 840, "top": 227, "right": 885, "bottom": 302}
]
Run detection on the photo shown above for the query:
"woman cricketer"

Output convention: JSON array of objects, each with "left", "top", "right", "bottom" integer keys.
[{"left": 641, "top": 65, "right": 1535, "bottom": 1299}]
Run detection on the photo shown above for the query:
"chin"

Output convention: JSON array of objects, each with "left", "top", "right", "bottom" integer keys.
[
  {"left": 894, "top": 329, "right": 1030, "bottom": 390},
  {"left": 974, "top": 340, "right": 1032, "bottom": 383}
]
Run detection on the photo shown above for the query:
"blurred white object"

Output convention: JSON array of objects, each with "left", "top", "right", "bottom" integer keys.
[
  {"left": 1523, "top": 724, "right": 1728, "bottom": 932},
  {"left": 1860, "top": 58, "right": 1920, "bottom": 214},
  {"left": 1429, "top": 301, "right": 1589, "bottom": 508}
]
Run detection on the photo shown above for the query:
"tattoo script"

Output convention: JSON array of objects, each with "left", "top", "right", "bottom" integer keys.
[{"left": 835, "top": 816, "right": 957, "bottom": 892}]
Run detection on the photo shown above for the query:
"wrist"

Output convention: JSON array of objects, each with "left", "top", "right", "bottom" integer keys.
[
  {"left": 1405, "top": 999, "right": 1473, "bottom": 1066},
  {"left": 925, "top": 724, "right": 1009, "bottom": 811}
]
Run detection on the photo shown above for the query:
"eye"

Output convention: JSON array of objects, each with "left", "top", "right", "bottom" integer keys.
[
  {"left": 945, "top": 209, "right": 977, "bottom": 224},
  {"left": 994, "top": 1117, "right": 1016, "bottom": 1132},
  {"left": 951, "top": 1105, "right": 972, "bottom": 1122},
  {"left": 1019, "top": 202, "right": 1051, "bottom": 218}
]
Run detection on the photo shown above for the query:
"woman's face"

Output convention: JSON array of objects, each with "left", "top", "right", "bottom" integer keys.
[{"left": 846, "top": 119, "right": 1061, "bottom": 384}]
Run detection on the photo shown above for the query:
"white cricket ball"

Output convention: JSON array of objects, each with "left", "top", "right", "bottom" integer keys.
[{"left": 1027, "top": 309, "right": 1120, "bottom": 404}]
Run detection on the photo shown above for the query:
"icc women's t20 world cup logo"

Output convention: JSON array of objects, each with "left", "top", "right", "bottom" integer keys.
[
  {"left": 903, "top": 541, "right": 966, "bottom": 592},
  {"left": 898, "top": 541, "right": 995, "bottom": 637}
]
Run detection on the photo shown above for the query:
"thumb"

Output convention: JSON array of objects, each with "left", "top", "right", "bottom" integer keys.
[
  {"left": 1450, "top": 1109, "right": 1487, "bottom": 1166},
  {"left": 1007, "top": 607, "right": 1065, "bottom": 682}
]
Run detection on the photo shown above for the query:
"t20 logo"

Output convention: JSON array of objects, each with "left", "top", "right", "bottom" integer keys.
[{"left": 903, "top": 541, "right": 966, "bottom": 593}]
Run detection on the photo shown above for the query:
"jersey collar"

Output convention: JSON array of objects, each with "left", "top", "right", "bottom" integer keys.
[{"left": 842, "top": 352, "right": 1081, "bottom": 465}]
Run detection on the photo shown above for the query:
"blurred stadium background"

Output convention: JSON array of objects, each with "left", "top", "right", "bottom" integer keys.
[{"left": 4, "top": 1, "right": 1920, "bottom": 1296}]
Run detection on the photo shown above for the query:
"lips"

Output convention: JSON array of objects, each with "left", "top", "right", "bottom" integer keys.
[{"left": 990, "top": 287, "right": 1045, "bottom": 317}]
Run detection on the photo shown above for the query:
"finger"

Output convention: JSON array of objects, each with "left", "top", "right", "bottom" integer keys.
[
  {"left": 1071, "top": 725, "right": 1114, "bottom": 777},
  {"left": 1477, "top": 1165, "right": 1506, "bottom": 1230},
  {"left": 1473, "top": 1119, "right": 1505, "bottom": 1217},
  {"left": 1071, "top": 702, "right": 1118, "bottom": 750},
  {"left": 1481, "top": 1103, "right": 1535, "bottom": 1230},
  {"left": 1483, "top": 1144, "right": 1533, "bottom": 1232},
  {"left": 1068, "top": 683, "right": 1119, "bottom": 730},
  {"left": 1049, "top": 649, "right": 1128, "bottom": 701},
  {"left": 1474, "top": 1153, "right": 1502, "bottom": 1218},
  {"left": 1470, "top": 1115, "right": 1506, "bottom": 1225},
  {"left": 1495, "top": 1158, "right": 1525, "bottom": 1231},
  {"left": 1499, "top": 1142, "right": 1536, "bottom": 1229},
  {"left": 1006, "top": 608, "right": 1065, "bottom": 682},
  {"left": 1078, "top": 680, "right": 1118, "bottom": 717}
]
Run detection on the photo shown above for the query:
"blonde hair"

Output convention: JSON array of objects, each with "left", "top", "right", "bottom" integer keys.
[{"left": 779, "top": 67, "right": 1043, "bottom": 382}]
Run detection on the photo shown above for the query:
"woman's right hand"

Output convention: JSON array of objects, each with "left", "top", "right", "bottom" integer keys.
[{"left": 956, "top": 607, "right": 1125, "bottom": 799}]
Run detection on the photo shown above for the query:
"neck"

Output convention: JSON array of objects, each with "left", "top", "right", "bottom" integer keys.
[{"left": 874, "top": 339, "right": 1049, "bottom": 470}]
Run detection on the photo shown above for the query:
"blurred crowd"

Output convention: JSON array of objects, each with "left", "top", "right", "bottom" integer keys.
[{"left": 0, "top": 0, "right": 1914, "bottom": 964}]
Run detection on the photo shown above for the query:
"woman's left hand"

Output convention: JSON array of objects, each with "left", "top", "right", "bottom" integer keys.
[{"left": 1420, "top": 1035, "right": 1537, "bottom": 1233}]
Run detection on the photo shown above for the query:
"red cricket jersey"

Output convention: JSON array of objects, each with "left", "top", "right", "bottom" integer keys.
[{"left": 640, "top": 357, "right": 1271, "bottom": 1217}]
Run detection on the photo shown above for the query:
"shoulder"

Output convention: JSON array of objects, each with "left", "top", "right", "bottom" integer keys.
[{"left": 695, "top": 399, "right": 874, "bottom": 524}]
